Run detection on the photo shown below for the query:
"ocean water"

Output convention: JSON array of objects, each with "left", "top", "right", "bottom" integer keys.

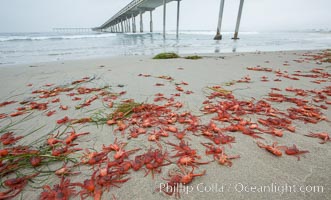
[{"left": 0, "top": 30, "right": 331, "bottom": 65}]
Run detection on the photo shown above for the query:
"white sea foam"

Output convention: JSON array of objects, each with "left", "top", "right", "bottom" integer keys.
[{"left": 0, "top": 33, "right": 116, "bottom": 42}]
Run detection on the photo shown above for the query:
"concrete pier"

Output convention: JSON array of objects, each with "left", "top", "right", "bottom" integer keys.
[
  {"left": 214, "top": 0, "right": 225, "bottom": 40},
  {"left": 94, "top": 0, "right": 184, "bottom": 36},
  {"left": 95, "top": 0, "right": 246, "bottom": 39}
]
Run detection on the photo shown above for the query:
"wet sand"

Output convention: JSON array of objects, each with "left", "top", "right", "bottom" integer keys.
[{"left": 0, "top": 50, "right": 330, "bottom": 200}]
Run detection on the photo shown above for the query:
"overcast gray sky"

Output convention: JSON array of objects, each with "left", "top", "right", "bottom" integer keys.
[{"left": 0, "top": 0, "right": 330, "bottom": 32}]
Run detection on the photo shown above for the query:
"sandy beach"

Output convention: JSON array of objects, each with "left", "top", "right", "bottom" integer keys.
[{"left": 0, "top": 49, "right": 330, "bottom": 200}]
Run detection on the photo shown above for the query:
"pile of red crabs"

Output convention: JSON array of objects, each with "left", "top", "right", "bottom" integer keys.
[{"left": 0, "top": 50, "right": 330, "bottom": 199}]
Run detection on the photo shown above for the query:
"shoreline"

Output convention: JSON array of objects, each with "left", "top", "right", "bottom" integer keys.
[
  {"left": 0, "top": 48, "right": 329, "bottom": 69},
  {"left": 0, "top": 49, "right": 330, "bottom": 200}
]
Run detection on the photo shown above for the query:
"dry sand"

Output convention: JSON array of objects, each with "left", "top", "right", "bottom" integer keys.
[{"left": 0, "top": 50, "right": 330, "bottom": 200}]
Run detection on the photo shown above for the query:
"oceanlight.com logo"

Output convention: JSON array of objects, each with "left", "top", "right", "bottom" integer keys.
[
  {"left": 233, "top": 183, "right": 324, "bottom": 194},
  {"left": 158, "top": 182, "right": 325, "bottom": 195}
]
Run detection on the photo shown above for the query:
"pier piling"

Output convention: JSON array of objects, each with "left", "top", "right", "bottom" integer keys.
[
  {"left": 121, "top": 19, "right": 124, "bottom": 33},
  {"left": 124, "top": 19, "right": 127, "bottom": 32},
  {"left": 126, "top": 18, "right": 130, "bottom": 32},
  {"left": 163, "top": 0, "right": 166, "bottom": 39},
  {"left": 150, "top": 11, "right": 153, "bottom": 33},
  {"left": 128, "top": 18, "right": 131, "bottom": 32},
  {"left": 176, "top": 0, "right": 180, "bottom": 39},
  {"left": 232, "top": 0, "right": 244, "bottom": 40},
  {"left": 214, "top": 0, "right": 225, "bottom": 40},
  {"left": 140, "top": 11, "right": 144, "bottom": 33},
  {"left": 132, "top": 14, "right": 136, "bottom": 33},
  {"left": 127, "top": 19, "right": 130, "bottom": 32}
]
